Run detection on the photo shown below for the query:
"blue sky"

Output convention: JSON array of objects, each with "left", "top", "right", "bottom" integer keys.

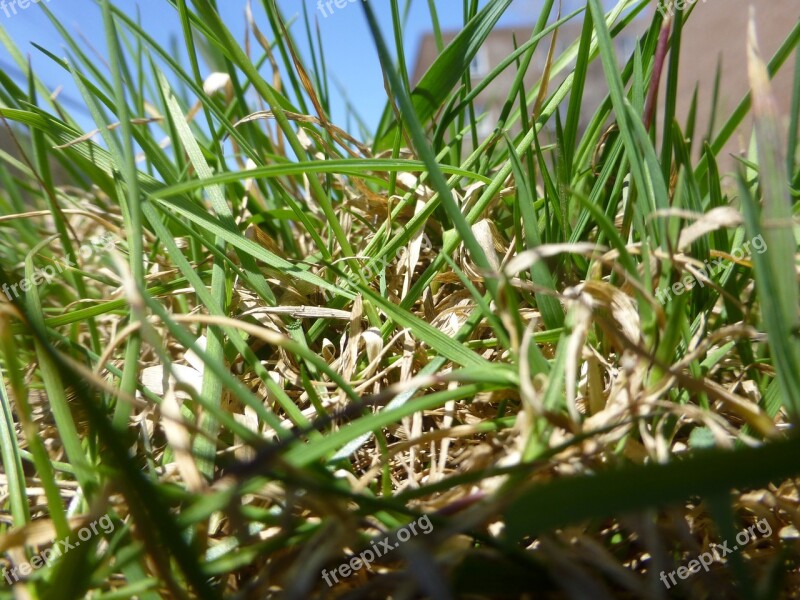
[{"left": 0, "top": 0, "right": 575, "bottom": 134}]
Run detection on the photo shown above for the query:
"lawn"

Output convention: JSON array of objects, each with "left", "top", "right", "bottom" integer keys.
[{"left": 0, "top": 0, "right": 799, "bottom": 598}]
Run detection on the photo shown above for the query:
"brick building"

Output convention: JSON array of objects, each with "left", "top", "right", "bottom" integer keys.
[
  {"left": 411, "top": 18, "right": 645, "bottom": 139},
  {"left": 410, "top": 2, "right": 798, "bottom": 165},
  {"left": 661, "top": 0, "right": 797, "bottom": 163}
]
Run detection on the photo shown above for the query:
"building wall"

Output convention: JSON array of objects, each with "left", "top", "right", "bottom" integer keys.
[
  {"left": 660, "top": 0, "right": 798, "bottom": 165},
  {"left": 411, "top": 22, "right": 643, "bottom": 139},
  {"left": 411, "top": 3, "right": 799, "bottom": 164}
]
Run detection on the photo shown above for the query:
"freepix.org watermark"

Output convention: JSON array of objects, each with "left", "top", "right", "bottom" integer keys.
[
  {"left": 2, "top": 515, "right": 115, "bottom": 584},
  {"left": 659, "top": 518, "right": 772, "bottom": 588},
  {"left": 655, "top": 234, "right": 767, "bottom": 305},
  {"left": 316, "top": 0, "right": 366, "bottom": 19},
  {"left": 0, "top": 0, "right": 51, "bottom": 19},
  {"left": 321, "top": 514, "right": 433, "bottom": 587},
  {"left": 656, "top": 0, "right": 711, "bottom": 19},
  {"left": 1, "top": 233, "right": 116, "bottom": 301}
]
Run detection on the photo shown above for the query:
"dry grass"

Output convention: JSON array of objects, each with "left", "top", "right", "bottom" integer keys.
[{"left": 0, "top": 0, "right": 799, "bottom": 598}]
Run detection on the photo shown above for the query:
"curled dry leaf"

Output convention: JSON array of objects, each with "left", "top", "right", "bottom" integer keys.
[{"left": 203, "top": 72, "right": 232, "bottom": 96}]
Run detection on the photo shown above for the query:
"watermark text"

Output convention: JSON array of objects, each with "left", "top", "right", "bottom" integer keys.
[
  {"left": 0, "top": 0, "right": 52, "bottom": 19},
  {"left": 3, "top": 515, "right": 115, "bottom": 585},
  {"left": 660, "top": 518, "right": 772, "bottom": 588},
  {"left": 321, "top": 514, "right": 433, "bottom": 587}
]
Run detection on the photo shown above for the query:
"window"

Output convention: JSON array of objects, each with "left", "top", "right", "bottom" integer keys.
[
  {"left": 470, "top": 48, "right": 490, "bottom": 79},
  {"left": 555, "top": 36, "right": 575, "bottom": 68},
  {"left": 617, "top": 36, "right": 637, "bottom": 61}
]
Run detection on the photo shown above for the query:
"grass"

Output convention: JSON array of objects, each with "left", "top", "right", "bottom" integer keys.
[{"left": 0, "top": 0, "right": 799, "bottom": 597}]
